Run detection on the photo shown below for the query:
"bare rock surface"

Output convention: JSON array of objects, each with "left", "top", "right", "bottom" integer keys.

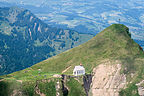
[
  {"left": 91, "top": 63, "right": 126, "bottom": 96},
  {"left": 53, "top": 74, "right": 62, "bottom": 78},
  {"left": 136, "top": 80, "right": 144, "bottom": 96},
  {"left": 56, "top": 81, "right": 61, "bottom": 96},
  {"left": 138, "top": 87, "right": 144, "bottom": 96}
]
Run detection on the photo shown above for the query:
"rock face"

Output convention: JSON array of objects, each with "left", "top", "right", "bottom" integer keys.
[
  {"left": 61, "top": 75, "right": 69, "bottom": 96},
  {"left": 91, "top": 63, "right": 126, "bottom": 96},
  {"left": 83, "top": 74, "right": 93, "bottom": 96},
  {"left": 136, "top": 80, "right": 144, "bottom": 96},
  {"left": 138, "top": 87, "right": 144, "bottom": 96}
]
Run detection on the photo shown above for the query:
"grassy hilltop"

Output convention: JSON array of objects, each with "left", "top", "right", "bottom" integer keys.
[{"left": 1, "top": 24, "right": 144, "bottom": 96}]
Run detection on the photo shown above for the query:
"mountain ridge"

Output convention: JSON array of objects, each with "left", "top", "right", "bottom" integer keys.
[{"left": 31, "top": 24, "right": 142, "bottom": 73}]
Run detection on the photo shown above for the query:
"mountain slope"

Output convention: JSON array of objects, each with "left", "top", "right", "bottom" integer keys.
[
  {"left": 1, "top": 24, "right": 144, "bottom": 96},
  {"left": 0, "top": 7, "right": 93, "bottom": 75},
  {"left": 30, "top": 24, "right": 143, "bottom": 74},
  {"left": 4, "top": 24, "right": 144, "bottom": 80}
]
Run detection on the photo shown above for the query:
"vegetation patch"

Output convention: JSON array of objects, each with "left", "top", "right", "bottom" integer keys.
[
  {"left": 22, "top": 81, "right": 36, "bottom": 96},
  {"left": 66, "top": 77, "right": 86, "bottom": 96},
  {"left": 38, "top": 80, "right": 56, "bottom": 96},
  {"left": 119, "top": 83, "right": 139, "bottom": 96},
  {"left": 0, "top": 80, "right": 21, "bottom": 96}
]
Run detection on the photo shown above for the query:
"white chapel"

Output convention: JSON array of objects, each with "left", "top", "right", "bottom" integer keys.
[{"left": 73, "top": 63, "right": 85, "bottom": 76}]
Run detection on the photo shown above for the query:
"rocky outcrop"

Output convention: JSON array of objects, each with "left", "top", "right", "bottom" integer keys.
[
  {"left": 61, "top": 75, "right": 69, "bottom": 96},
  {"left": 35, "top": 84, "right": 46, "bottom": 96},
  {"left": 83, "top": 74, "right": 93, "bottom": 96},
  {"left": 56, "top": 81, "right": 61, "bottom": 96},
  {"left": 138, "top": 87, "right": 144, "bottom": 96},
  {"left": 91, "top": 63, "right": 126, "bottom": 96},
  {"left": 136, "top": 80, "right": 144, "bottom": 96},
  {"left": 11, "top": 90, "right": 22, "bottom": 96}
]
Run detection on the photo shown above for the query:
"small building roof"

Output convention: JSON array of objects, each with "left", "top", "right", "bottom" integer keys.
[{"left": 73, "top": 65, "right": 85, "bottom": 71}]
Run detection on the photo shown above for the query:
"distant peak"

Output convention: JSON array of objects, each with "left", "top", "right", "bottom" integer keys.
[
  {"left": 100, "top": 24, "right": 131, "bottom": 38},
  {"left": 107, "top": 24, "right": 128, "bottom": 31}
]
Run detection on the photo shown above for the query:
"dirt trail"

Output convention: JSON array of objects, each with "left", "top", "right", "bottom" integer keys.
[
  {"left": 62, "top": 66, "right": 71, "bottom": 73},
  {"left": 16, "top": 80, "right": 23, "bottom": 83},
  {"left": 91, "top": 64, "right": 126, "bottom": 96}
]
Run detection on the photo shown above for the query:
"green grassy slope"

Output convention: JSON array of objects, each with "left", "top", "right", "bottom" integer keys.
[
  {"left": 26, "top": 24, "right": 143, "bottom": 74},
  {"left": 66, "top": 77, "right": 86, "bottom": 96},
  {"left": 1, "top": 24, "right": 144, "bottom": 96}
]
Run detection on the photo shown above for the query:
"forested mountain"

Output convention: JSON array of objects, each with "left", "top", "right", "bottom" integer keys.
[{"left": 0, "top": 7, "right": 93, "bottom": 75}]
